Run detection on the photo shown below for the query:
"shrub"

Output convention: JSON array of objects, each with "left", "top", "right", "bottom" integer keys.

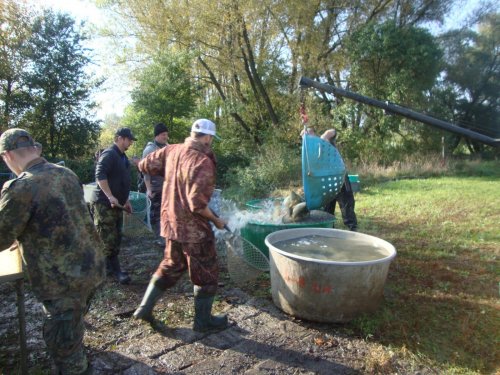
[
  {"left": 223, "top": 140, "right": 302, "bottom": 203},
  {"left": 60, "top": 159, "right": 96, "bottom": 184}
]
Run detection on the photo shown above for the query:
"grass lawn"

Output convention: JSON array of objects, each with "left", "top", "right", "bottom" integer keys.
[{"left": 348, "top": 175, "right": 499, "bottom": 374}]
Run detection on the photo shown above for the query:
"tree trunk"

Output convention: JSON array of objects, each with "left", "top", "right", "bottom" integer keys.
[
  {"left": 239, "top": 16, "right": 279, "bottom": 126},
  {"left": 197, "top": 56, "right": 259, "bottom": 143}
]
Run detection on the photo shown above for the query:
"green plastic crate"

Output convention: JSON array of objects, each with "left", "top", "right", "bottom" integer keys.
[
  {"left": 348, "top": 174, "right": 360, "bottom": 192},
  {"left": 241, "top": 199, "right": 336, "bottom": 258}
]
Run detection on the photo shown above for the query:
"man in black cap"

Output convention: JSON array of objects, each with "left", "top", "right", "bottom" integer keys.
[
  {"left": 89, "top": 127, "right": 137, "bottom": 284},
  {"left": 139, "top": 123, "right": 169, "bottom": 245}
]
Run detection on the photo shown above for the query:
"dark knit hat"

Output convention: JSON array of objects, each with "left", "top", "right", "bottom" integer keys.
[{"left": 154, "top": 123, "right": 169, "bottom": 137}]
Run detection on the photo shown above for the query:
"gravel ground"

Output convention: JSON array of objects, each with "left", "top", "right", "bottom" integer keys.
[{"left": 0, "top": 230, "right": 436, "bottom": 374}]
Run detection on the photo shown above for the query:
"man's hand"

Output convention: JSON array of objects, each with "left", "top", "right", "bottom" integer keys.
[
  {"left": 146, "top": 188, "right": 155, "bottom": 199},
  {"left": 123, "top": 200, "right": 133, "bottom": 214},
  {"left": 130, "top": 156, "right": 140, "bottom": 166},
  {"left": 195, "top": 206, "right": 227, "bottom": 230},
  {"left": 108, "top": 195, "right": 119, "bottom": 207},
  {"left": 213, "top": 217, "right": 226, "bottom": 230}
]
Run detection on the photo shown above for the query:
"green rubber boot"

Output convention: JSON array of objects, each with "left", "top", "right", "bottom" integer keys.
[
  {"left": 133, "top": 282, "right": 164, "bottom": 323},
  {"left": 193, "top": 295, "right": 228, "bottom": 332}
]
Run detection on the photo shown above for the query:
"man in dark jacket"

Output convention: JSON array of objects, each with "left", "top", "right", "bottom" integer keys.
[
  {"left": 90, "top": 127, "right": 136, "bottom": 284},
  {"left": 0, "top": 128, "right": 104, "bottom": 374},
  {"left": 133, "top": 119, "right": 228, "bottom": 332}
]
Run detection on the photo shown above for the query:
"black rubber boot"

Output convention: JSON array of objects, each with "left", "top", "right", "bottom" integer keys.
[
  {"left": 105, "top": 257, "right": 114, "bottom": 277},
  {"left": 193, "top": 295, "right": 228, "bottom": 332},
  {"left": 80, "top": 363, "right": 94, "bottom": 375},
  {"left": 107, "top": 255, "right": 131, "bottom": 284},
  {"left": 133, "top": 282, "right": 164, "bottom": 323}
]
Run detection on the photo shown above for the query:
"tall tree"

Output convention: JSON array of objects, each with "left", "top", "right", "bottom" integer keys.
[
  {"left": 130, "top": 50, "right": 196, "bottom": 139},
  {"left": 99, "top": 0, "right": 457, "bottom": 149},
  {"left": 333, "top": 19, "right": 442, "bottom": 147},
  {"left": 0, "top": 0, "right": 32, "bottom": 130},
  {"left": 436, "top": 12, "right": 500, "bottom": 154},
  {"left": 23, "top": 10, "right": 101, "bottom": 159}
]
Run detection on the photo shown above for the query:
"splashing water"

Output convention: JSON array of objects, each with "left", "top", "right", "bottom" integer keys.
[{"left": 218, "top": 198, "right": 288, "bottom": 233}]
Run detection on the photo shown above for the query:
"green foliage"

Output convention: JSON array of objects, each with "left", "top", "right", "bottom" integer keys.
[
  {"left": 223, "top": 139, "right": 301, "bottom": 202},
  {"left": 347, "top": 20, "right": 442, "bottom": 102},
  {"left": 341, "top": 20, "right": 443, "bottom": 145},
  {"left": 100, "top": 0, "right": 499, "bottom": 166},
  {"left": 120, "top": 108, "right": 192, "bottom": 158},
  {"left": 435, "top": 12, "right": 500, "bottom": 155},
  {"left": 0, "top": 8, "right": 102, "bottom": 159},
  {"left": 22, "top": 10, "right": 102, "bottom": 160},
  {"left": 117, "top": 50, "right": 198, "bottom": 157},
  {"left": 130, "top": 50, "right": 197, "bottom": 139},
  {"left": 0, "top": 0, "right": 33, "bottom": 130},
  {"left": 453, "top": 159, "right": 500, "bottom": 177},
  {"left": 55, "top": 158, "right": 95, "bottom": 184},
  {"left": 47, "top": 156, "right": 141, "bottom": 191}
]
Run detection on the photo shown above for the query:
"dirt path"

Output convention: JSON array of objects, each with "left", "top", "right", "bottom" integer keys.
[{"left": 0, "top": 233, "right": 436, "bottom": 374}]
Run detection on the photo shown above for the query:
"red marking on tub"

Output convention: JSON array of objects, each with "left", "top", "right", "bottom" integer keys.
[
  {"left": 284, "top": 274, "right": 306, "bottom": 288},
  {"left": 312, "top": 282, "right": 333, "bottom": 294},
  {"left": 321, "top": 285, "right": 333, "bottom": 294},
  {"left": 283, "top": 274, "right": 333, "bottom": 293}
]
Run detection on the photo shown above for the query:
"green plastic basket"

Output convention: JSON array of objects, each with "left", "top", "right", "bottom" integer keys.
[{"left": 123, "top": 191, "right": 151, "bottom": 232}]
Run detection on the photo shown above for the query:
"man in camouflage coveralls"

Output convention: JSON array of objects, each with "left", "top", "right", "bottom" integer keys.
[
  {"left": 90, "top": 127, "right": 136, "bottom": 284},
  {"left": 141, "top": 122, "right": 169, "bottom": 245},
  {"left": 133, "top": 119, "right": 228, "bottom": 332},
  {"left": 0, "top": 129, "right": 104, "bottom": 374}
]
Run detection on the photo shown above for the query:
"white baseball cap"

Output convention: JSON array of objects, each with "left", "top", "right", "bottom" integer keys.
[{"left": 191, "top": 119, "right": 221, "bottom": 140}]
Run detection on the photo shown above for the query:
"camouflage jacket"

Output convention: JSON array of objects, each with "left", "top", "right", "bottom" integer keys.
[
  {"left": 0, "top": 158, "right": 105, "bottom": 301},
  {"left": 138, "top": 137, "right": 217, "bottom": 243}
]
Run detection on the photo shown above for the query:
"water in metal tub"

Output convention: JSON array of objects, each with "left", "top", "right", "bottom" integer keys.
[{"left": 273, "top": 234, "right": 390, "bottom": 262}]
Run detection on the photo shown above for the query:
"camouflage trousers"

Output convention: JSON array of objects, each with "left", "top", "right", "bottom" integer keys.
[
  {"left": 91, "top": 202, "right": 123, "bottom": 257},
  {"left": 42, "top": 292, "right": 94, "bottom": 374},
  {"left": 153, "top": 239, "right": 219, "bottom": 296},
  {"left": 149, "top": 191, "right": 162, "bottom": 238}
]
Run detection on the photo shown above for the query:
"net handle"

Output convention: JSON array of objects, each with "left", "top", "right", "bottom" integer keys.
[{"left": 300, "top": 88, "right": 312, "bottom": 175}]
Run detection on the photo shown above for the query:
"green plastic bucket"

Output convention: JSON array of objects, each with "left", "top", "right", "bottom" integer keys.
[
  {"left": 348, "top": 174, "right": 360, "bottom": 192},
  {"left": 241, "top": 199, "right": 336, "bottom": 258}
]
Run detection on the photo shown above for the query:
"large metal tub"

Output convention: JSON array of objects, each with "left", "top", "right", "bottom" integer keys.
[{"left": 265, "top": 228, "right": 396, "bottom": 323}]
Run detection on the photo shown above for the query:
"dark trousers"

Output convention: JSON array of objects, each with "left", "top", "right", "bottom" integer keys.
[
  {"left": 149, "top": 191, "right": 162, "bottom": 238},
  {"left": 325, "top": 176, "right": 358, "bottom": 231}
]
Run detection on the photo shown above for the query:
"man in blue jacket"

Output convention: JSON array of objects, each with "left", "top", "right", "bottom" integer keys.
[{"left": 140, "top": 122, "right": 169, "bottom": 245}]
